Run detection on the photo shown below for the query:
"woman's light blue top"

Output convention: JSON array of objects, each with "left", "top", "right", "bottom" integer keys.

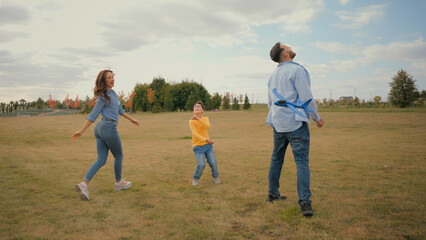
[{"left": 87, "top": 89, "right": 125, "bottom": 122}]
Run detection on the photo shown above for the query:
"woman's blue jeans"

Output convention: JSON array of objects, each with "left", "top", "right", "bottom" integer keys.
[
  {"left": 84, "top": 118, "right": 123, "bottom": 182},
  {"left": 268, "top": 122, "right": 312, "bottom": 205},
  {"left": 193, "top": 144, "right": 219, "bottom": 180}
]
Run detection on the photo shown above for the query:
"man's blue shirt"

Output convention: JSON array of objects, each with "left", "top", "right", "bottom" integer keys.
[
  {"left": 266, "top": 61, "right": 321, "bottom": 132},
  {"left": 87, "top": 89, "right": 125, "bottom": 122}
]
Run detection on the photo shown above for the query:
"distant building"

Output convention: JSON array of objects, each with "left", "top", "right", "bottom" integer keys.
[{"left": 338, "top": 96, "right": 353, "bottom": 102}]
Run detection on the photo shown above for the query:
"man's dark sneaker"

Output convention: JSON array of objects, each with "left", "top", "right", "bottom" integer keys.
[
  {"left": 268, "top": 193, "right": 287, "bottom": 203},
  {"left": 300, "top": 201, "right": 314, "bottom": 217}
]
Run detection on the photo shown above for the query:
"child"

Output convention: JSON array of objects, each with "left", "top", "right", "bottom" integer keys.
[
  {"left": 72, "top": 69, "right": 140, "bottom": 201},
  {"left": 189, "top": 101, "right": 220, "bottom": 186}
]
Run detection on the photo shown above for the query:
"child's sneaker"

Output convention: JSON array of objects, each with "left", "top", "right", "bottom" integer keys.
[
  {"left": 192, "top": 179, "right": 199, "bottom": 186},
  {"left": 75, "top": 182, "right": 90, "bottom": 201},
  {"left": 115, "top": 179, "right": 132, "bottom": 191},
  {"left": 213, "top": 177, "right": 221, "bottom": 184}
]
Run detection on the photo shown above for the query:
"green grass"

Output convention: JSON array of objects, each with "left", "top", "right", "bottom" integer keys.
[{"left": 0, "top": 107, "right": 425, "bottom": 239}]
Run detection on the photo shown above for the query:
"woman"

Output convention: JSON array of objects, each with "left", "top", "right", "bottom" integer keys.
[{"left": 72, "top": 69, "right": 140, "bottom": 201}]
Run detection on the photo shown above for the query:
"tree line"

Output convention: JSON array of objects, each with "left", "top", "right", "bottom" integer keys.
[
  {"left": 318, "top": 69, "right": 425, "bottom": 109},
  {"left": 1, "top": 69, "right": 424, "bottom": 115},
  {"left": 131, "top": 77, "right": 251, "bottom": 113},
  {"left": 0, "top": 77, "right": 251, "bottom": 115}
]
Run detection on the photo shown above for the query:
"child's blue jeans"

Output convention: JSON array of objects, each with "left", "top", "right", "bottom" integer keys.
[{"left": 192, "top": 144, "right": 219, "bottom": 180}]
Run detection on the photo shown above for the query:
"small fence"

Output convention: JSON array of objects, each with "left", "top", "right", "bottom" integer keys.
[{"left": 0, "top": 109, "right": 81, "bottom": 117}]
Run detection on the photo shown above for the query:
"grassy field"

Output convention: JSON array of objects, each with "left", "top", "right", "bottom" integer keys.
[{"left": 0, "top": 106, "right": 425, "bottom": 239}]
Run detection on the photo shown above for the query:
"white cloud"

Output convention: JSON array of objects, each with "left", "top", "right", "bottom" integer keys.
[
  {"left": 0, "top": 2, "right": 30, "bottom": 43},
  {"left": 363, "top": 37, "right": 426, "bottom": 62},
  {"left": 407, "top": 60, "right": 426, "bottom": 91},
  {"left": 310, "top": 38, "right": 426, "bottom": 100},
  {"left": 0, "top": 30, "right": 28, "bottom": 43},
  {"left": 98, "top": 0, "right": 324, "bottom": 50},
  {"left": 0, "top": 2, "right": 30, "bottom": 26},
  {"left": 279, "top": 6, "right": 321, "bottom": 33},
  {"left": 0, "top": 0, "right": 325, "bottom": 102},
  {"left": 312, "top": 72, "right": 392, "bottom": 101},
  {"left": 335, "top": 4, "right": 385, "bottom": 29},
  {"left": 307, "top": 57, "right": 369, "bottom": 78},
  {"left": 0, "top": 0, "right": 423, "bottom": 104},
  {"left": 0, "top": 0, "right": 324, "bottom": 53},
  {"left": 314, "top": 38, "right": 426, "bottom": 63},
  {"left": 352, "top": 32, "right": 366, "bottom": 38},
  {"left": 313, "top": 41, "right": 360, "bottom": 55},
  {"left": 410, "top": 61, "right": 426, "bottom": 70}
]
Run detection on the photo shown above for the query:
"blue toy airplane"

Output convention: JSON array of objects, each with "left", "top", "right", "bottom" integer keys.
[{"left": 272, "top": 88, "right": 314, "bottom": 119}]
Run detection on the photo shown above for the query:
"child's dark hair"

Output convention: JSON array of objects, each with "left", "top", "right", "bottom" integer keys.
[{"left": 194, "top": 100, "right": 205, "bottom": 109}]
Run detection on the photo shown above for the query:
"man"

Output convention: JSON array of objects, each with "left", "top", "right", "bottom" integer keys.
[{"left": 266, "top": 42, "right": 324, "bottom": 217}]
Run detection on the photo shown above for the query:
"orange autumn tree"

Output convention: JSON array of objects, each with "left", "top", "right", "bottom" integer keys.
[
  {"left": 65, "top": 94, "right": 71, "bottom": 109},
  {"left": 126, "top": 92, "right": 136, "bottom": 112},
  {"left": 48, "top": 95, "right": 56, "bottom": 109},
  {"left": 87, "top": 96, "right": 96, "bottom": 109},
  {"left": 70, "top": 96, "right": 80, "bottom": 109},
  {"left": 117, "top": 90, "right": 126, "bottom": 106},
  {"left": 147, "top": 88, "right": 156, "bottom": 112}
]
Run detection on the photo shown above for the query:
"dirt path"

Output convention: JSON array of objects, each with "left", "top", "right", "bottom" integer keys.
[{"left": 38, "top": 109, "right": 61, "bottom": 116}]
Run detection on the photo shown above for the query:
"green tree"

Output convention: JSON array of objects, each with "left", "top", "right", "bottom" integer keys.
[
  {"left": 231, "top": 97, "right": 240, "bottom": 110},
  {"left": 374, "top": 96, "right": 381, "bottom": 103},
  {"left": 19, "top": 99, "right": 26, "bottom": 111},
  {"left": 243, "top": 94, "right": 251, "bottom": 110},
  {"left": 133, "top": 83, "right": 150, "bottom": 112},
  {"left": 388, "top": 69, "right": 418, "bottom": 108},
  {"left": 171, "top": 81, "right": 192, "bottom": 111},
  {"left": 172, "top": 80, "right": 211, "bottom": 111},
  {"left": 152, "top": 104, "right": 162, "bottom": 113},
  {"left": 8, "top": 102, "right": 12, "bottom": 113},
  {"left": 222, "top": 93, "right": 231, "bottom": 110},
  {"left": 13, "top": 101, "right": 19, "bottom": 111},
  {"left": 56, "top": 101, "right": 65, "bottom": 109},
  {"left": 129, "top": 77, "right": 229, "bottom": 112},
  {"left": 35, "top": 98, "right": 45, "bottom": 109},
  {"left": 210, "top": 93, "right": 222, "bottom": 110},
  {"left": 149, "top": 77, "right": 168, "bottom": 109},
  {"left": 354, "top": 97, "right": 360, "bottom": 107},
  {"left": 163, "top": 86, "right": 175, "bottom": 111},
  {"left": 0, "top": 103, "right": 5, "bottom": 114},
  {"left": 185, "top": 91, "right": 199, "bottom": 111}
]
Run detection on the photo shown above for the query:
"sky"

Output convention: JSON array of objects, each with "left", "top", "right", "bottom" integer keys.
[{"left": 0, "top": 0, "right": 425, "bottom": 104}]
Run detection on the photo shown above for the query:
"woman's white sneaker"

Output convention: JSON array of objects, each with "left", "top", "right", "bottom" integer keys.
[
  {"left": 115, "top": 179, "right": 132, "bottom": 191},
  {"left": 75, "top": 182, "right": 90, "bottom": 201},
  {"left": 192, "top": 179, "right": 199, "bottom": 186}
]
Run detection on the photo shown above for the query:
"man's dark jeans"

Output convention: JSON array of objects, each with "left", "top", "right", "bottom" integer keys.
[{"left": 268, "top": 122, "right": 312, "bottom": 205}]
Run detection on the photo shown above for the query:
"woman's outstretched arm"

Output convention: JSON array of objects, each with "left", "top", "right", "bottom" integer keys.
[
  {"left": 72, "top": 120, "right": 94, "bottom": 141},
  {"left": 122, "top": 113, "right": 140, "bottom": 127}
]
